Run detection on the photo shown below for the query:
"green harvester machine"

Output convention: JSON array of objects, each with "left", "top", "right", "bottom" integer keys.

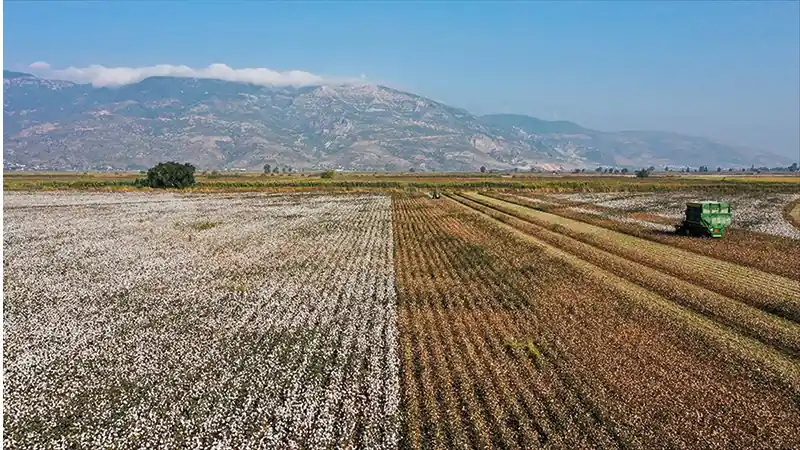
[{"left": 675, "top": 201, "right": 732, "bottom": 238}]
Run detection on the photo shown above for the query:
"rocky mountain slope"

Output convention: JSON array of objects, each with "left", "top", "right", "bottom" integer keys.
[{"left": 3, "top": 70, "right": 789, "bottom": 171}]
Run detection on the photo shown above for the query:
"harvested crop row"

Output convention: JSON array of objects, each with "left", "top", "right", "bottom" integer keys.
[
  {"left": 473, "top": 192, "right": 800, "bottom": 322},
  {"left": 502, "top": 191, "right": 800, "bottom": 278},
  {"left": 451, "top": 193, "right": 800, "bottom": 377},
  {"left": 463, "top": 193, "right": 800, "bottom": 354},
  {"left": 509, "top": 193, "right": 678, "bottom": 229},
  {"left": 545, "top": 191, "right": 800, "bottom": 239},
  {"left": 393, "top": 197, "right": 620, "bottom": 449},
  {"left": 394, "top": 196, "right": 800, "bottom": 448},
  {"left": 3, "top": 192, "right": 400, "bottom": 449}
]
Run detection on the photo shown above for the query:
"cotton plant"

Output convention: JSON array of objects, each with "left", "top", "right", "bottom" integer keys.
[{"left": 3, "top": 192, "right": 401, "bottom": 449}]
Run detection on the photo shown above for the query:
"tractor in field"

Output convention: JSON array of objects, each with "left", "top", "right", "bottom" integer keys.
[
  {"left": 432, "top": 189, "right": 441, "bottom": 199},
  {"left": 675, "top": 201, "right": 732, "bottom": 238}
]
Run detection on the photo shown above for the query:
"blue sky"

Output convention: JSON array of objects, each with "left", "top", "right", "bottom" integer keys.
[{"left": 4, "top": 1, "right": 799, "bottom": 158}]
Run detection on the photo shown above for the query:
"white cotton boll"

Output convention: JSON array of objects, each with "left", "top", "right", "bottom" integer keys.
[{"left": 4, "top": 192, "right": 400, "bottom": 448}]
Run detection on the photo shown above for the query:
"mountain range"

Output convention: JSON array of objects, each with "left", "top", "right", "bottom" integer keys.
[{"left": 3, "top": 70, "right": 791, "bottom": 171}]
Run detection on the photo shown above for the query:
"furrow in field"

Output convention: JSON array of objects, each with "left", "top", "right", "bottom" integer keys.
[
  {"left": 400, "top": 213, "right": 477, "bottom": 448},
  {"left": 406, "top": 199, "right": 542, "bottom": 448},
  {"left": 469, "top": 192, "right": 800, "bottom": 323},
  {"left": 394, "top": 197, "right": 632, "bottom": 448},
  {"left": 500, "top": 191, "right": 800, "bottom": 280},
  {"left": 434, "top": 210, "right": 641, "bottom": 448},
  {"left": 490, "top": 192, "right": 800, "bottom": 305},
  {"left": 394, "top": 200, "right": 496, "bottom": 448},
  {"left": 434, "top": 223, "right": 625, "bottom": 448},
  {"left": 425, "top": 200, "right": 624, "bottom": 448},
  {"left": 449, "top": 194, "right": 800, "bottom": 392},
  {"left": 453, "top": 193, "right": 800, "bottom": 358},
  {"left": 423, "top": 219, "right": 559, "bottom": 448},
  {"left": 397, "top": 199, "right": 550, "bottom": 448},
  {"left": 397, "top": 313, "right": 423, "bottom": 450},
  {"left": 444, "top": 194, "right": 800, "bottom": 447},
  {"left": 395, "top": 202, "right": 473, "bottom": 447}
]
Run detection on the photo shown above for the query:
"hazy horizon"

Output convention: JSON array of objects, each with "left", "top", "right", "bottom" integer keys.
[{"left": 4, "top": 1, "right": 799, "bottom": 159}]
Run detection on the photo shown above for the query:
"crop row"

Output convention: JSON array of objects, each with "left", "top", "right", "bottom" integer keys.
[
  {"left": 6, "top": 191, "right": 799, "bottom": 448},
  {"left": 393, "top": 197, "right": 621, "bottom": 449},
  {"left": 549, "top": 191, "right": 800, "bottom": 239},
  {"left": 451, "top": 193, "right": 800, "bottom": 372},
  {"left": 474, "top": 192, "right": 800, "bottom": 320},
  {"left": 3, "top": 193, "right": 400, "bottom": 449},
  {"left": 505, "top": 191, "right": 800, "bottom": 278},
  {"left": 393, "top": 195, "right": 800, "bottom": 448}
]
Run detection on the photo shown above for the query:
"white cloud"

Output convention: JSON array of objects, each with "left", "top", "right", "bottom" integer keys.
[
  {"left": 26, "top": 62, "right": 360, "bottom": 88},
  {"left": 28, "top": 61, "right": 51, "bottom": 70}
]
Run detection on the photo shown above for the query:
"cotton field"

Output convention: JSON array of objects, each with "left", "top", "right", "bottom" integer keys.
[
  {"left": 3, "top": 192, "right": 400, "bottom": 449},
  {"left": 5, "top": 187, "right": 800, "bottom": 449}
]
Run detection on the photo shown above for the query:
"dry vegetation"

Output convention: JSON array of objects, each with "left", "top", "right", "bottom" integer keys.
[
  {"left": 5, "top": 171, "right": 800, "bottom": 195},
  {"left": 393, "top": 195, "right": 799, "bottom": 449},
  {"left": 4, "top": 182, "right": 799, "bottom": 448},
  {"left": 545, "top": 191, "right": 800, "bottom": 239},
  {"left": 490, "top": 191, "right": 800, "bottom": 279},
  {"left": 786, "top": 197, "right": 800, "bottom": 231}
]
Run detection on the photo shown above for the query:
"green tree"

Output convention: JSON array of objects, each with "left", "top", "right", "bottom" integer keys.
[
  {"left": 635, "top": 168, "right": 650, "bottom": 178},
  {"left": 480, "top": 166, "right": 486, "bottom": 173},
  {"left": 137, "top": 162, "right": 196, "bottom": 188},
  {"left": 320, "top": 170, "right": 336, "bottom": 179},
  {"left": 263, "top": 164, "right": 271, "bottom": 174}
]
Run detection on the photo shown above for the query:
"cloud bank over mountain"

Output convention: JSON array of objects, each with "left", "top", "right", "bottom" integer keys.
[{"left": 25, "top": 61, "right": 360, "bottom": 87}]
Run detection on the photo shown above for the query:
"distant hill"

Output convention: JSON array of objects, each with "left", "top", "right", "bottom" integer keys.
[
  {"left": 4, "top": 71, "right": 37, "bottom": 79},
  {"left": 480, "top": 114, "right": 590, "bottom": 135},
  {"left": 3, "top": 70, "right": 790, "bottom": 171}
]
